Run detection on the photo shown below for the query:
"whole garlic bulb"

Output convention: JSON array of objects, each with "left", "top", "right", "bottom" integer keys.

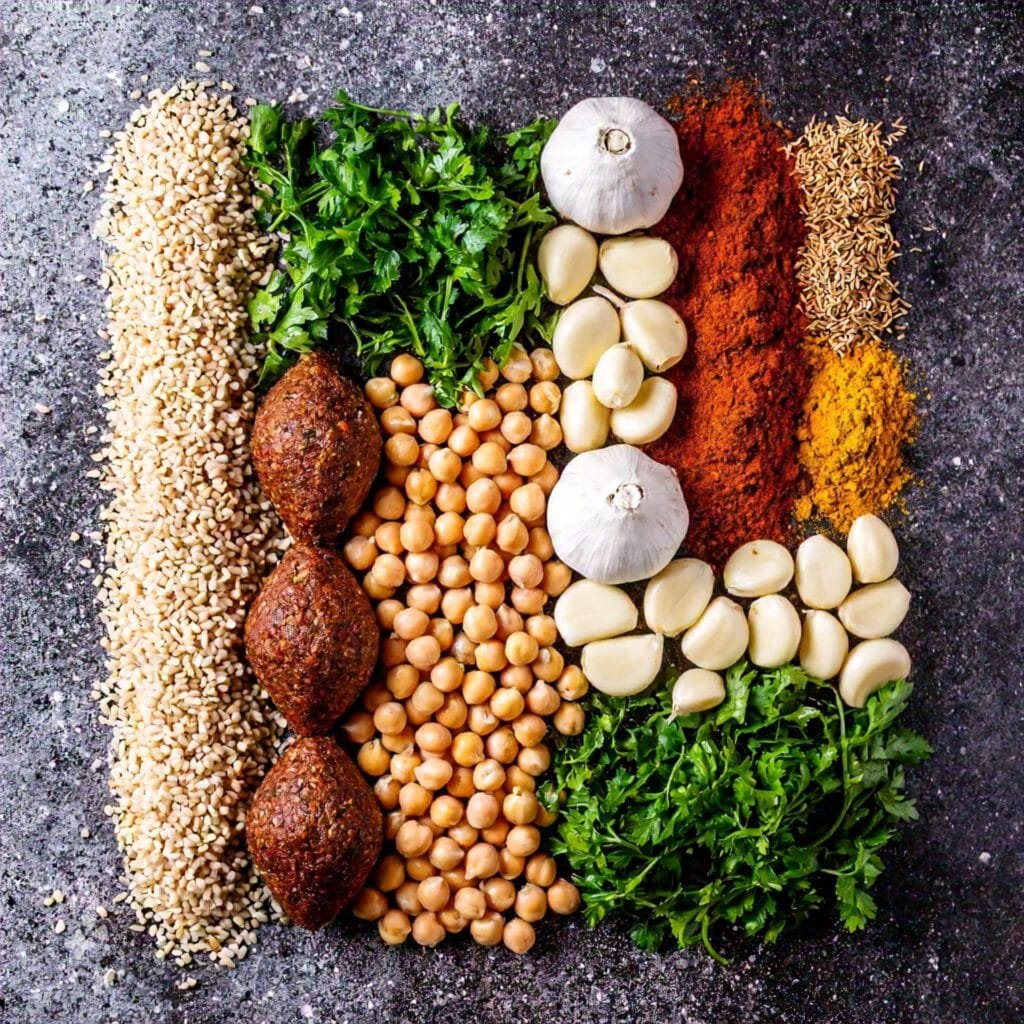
[
  {"left": 547, "top": 444, "right": 688, "bottom": 585},
  {"left": 541, "top": 97, "right": 684, "bottom": 235}
]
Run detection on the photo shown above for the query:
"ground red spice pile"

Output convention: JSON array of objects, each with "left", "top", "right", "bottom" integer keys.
[{"left": 647, "top": 83, "right": 810, "bottom": 569}]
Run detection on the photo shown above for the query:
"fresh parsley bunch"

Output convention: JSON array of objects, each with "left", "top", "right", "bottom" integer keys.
[
  {"left": 245, "top": 94, "right": 555, "bottom": 406},
  {"left": 549, "top": 663, "right": 931, "bottom": 961}
]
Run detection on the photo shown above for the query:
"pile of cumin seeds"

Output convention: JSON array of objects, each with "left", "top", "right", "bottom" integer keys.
[
  {"left": 786, "top": 116, "right": 910, "bottom": 353},
  {"left": 95, "top": 81, "right": 287, "bottom": 967}
]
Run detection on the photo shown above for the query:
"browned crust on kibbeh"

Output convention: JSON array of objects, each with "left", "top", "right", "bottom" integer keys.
[
  {"left": 251, "top": 351, "right": 381, "bottom": 544},
  {"left": 248, "top": 737, "right": 383, "bottom": 929},
  {"left": 245, "top": 544, "right": 378, "bottom": 736}
]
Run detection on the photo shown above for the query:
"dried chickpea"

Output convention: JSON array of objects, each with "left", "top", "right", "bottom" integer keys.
[
  {"left": 475, "top": 639, "right": 508, "bottom": 672},
  {"left": 506, "top": 824, "right": 540, "bottom": 858},
  {"left": 374, "top": 854, "right": 406, "bottom": 892},
  {"left": 512, "top": 713, "right": 546, "bottom": 748},
  {"left": 543, "top": 560, "right": 572, "bottom": 596},
  {"left": 433, "top": 511, "right": 464, "bottom": 546},
  {"left": 395, "top": 879, "right": 423, "bottom": 915},
  {"left": 435, "top": 482, "right": 467, "bottom": 513},
  {"left": 526, "top": 528, "right": 554, "bottom": 562},
  {"left": 535, "top": 802, "right": 558, "bottom": 828},
  {"left": 447, "top": 766, "right": 476, "bottom": 799},
  {"left": 477, "top": 357, "right": 501, "bottom": 390},
  {"left": 429, "top": 836, "right": 464, "bottom": 871},
  {"left": 375, "top": 522, "right": 403, "bottom": 555},
  {"left": 405, "top": 468, "right": 437, "bottom": 507},
  {"left": 417, "top": 442, "right": 440, "bottom": 468},
  {"left": 390, "top": 353, "right": 424, "bottom": 386},
  {"left": 361, "top": 682, "right": 392, "bottom": 712},
  {"left": 452, "top": 731, "right": 485, "bottom": 767},
  {"left": 501, "top": 665, "right": 533, "bottom": 693},
  {"left": 400, "top": 382, "right": 436, "bottom": 418},
  {"left": 352, "top": 886, "right": 388, "bottom": 921},
  {"left": 385, "top": 431, "right": 420, "bottom": 467},
  {"left": 465, "top": 842, "right": 500, "bottom": 880},
  {"left": 371, "top": 554, "right": 405, "bottom": 592},
  {"left": 436, "top": 692, "right": 468, "bottom": 730},
  {"left": 525, "top": 614, "right": 557, "bottom": 647},
  {"left": 442, "top": 865, "right": 471, "bottom": 892},
  {"left": 419, "top": 408, "right": 453, "bottom": 444},
  {"left": 466, "top": 791, "right": 500, "bottom": 830},
  {"left": 505, "top": 765, "right": 536, "bottom": 792},
  {"left": 472, "top": 441, "right": 508, "bottom": 476},
  {"left": 505, "top": 631, "right": 539, "bottom": 667},
  {"left": 500, "top": 410, "right": 533, "bottom": 444},
  {"left": 503, "top": 918, "right": 536, "bottom": 955},
  {"left": 415, "top": 722, "right": 452, "bottom": 753},
  {"left": 390, "top": 750, "right": 421, "bottom": 784},
  {"left": 447, "top": 822, "right": 480, "bottom": 851},
  {"left": 474, "top": 581, "right": 506, "bottom": 609},
  {"left": 448, "top": 424, "right": 480, "bottom": 457},
  {"left": 548, "top": 879, "right": 581, "bottom": 915},
  {"left": 529, "top": 347, "right": 559, "bottom": 381},
  {"left": 510, "top": 483, "right": 545, "bottom": 524},
  {"left": 532, "top": 646, "right": 564, "bottom": 683},
  {"left": 415, "top": 757, "right": 454, "bottom": 791},
  {"left": 557, "top": 664, "right": 588, "bottom": 701},
  {"left": 530, "top": 414, "right": 562, "bottom": 452},
  {"left": 465, "top": 478, "right": 501, "bottom": 515},
  {"left": 495, "top": 513, "right": 529, "bottom": 554},
  {"left": 499, "top": 848, "right": 526, "bottom": 879},
  {"left": 463, "top": 604, "right": 498, "bottom": 643},
  {"left": 529, "top": 380, "right": 561, "bottom": 415},
  {"left": 429, "top": 795, "right": 463, "bottom": 830},
  {"left": 344, "top": 535, "right": 378, "bottom": 572},
  {"left": 441, "top": 587, "right": 473, "bottom": 625},
  {"left": 468, "top": 704, "right": 499, "bottom": 736},
  {"left": 526, "top": 679, "right": 560, "bottom": 716},
  {"left": 515, "top": 884, "right": 547, "bottom": 923},
  {"left": 428, "top": 618, "right": 454, "bottom": 650},
  {"left": 473, "top": 758, "right": 505, "bottom": 792},
  {"left": 411, "top": 911, "right": 446, "bottom": 947},
  {"left": 525, "top": 853, "right": 557, "bottom": 889},
  {"left": 384, "top": 810, "right": 405, "bottom": 840},
  {"left": 382, "top": 726, "right": 415, "bottom": 753},
  {"left": 373, "top": 775, "right": 401, "bottom": 811},
  {"left": 404, "top": 503, "right": 436, "bottom": 524},
  {"left": 406, "top": 634, "right": 442, "bottom": 670},
  {"left": 408, "top": 681, "right": 443, "bottom": 718},
  {"left": 506, "top": 443, "right": 545, "bottom": 477},
  {"left": 493, "top": 471, "right": 524, "bottom": 500},
  {"left": 374, "top": 487, "right": 406, "bottom": 521},
  {"left": 378, "top": 908, "right": 412, "bottom": 945},
  {"left": 517, "top": 744, "right": 551, "bottom": 777},
  {"left": 375, "top": 599, "right": 403, "bottom": 631},
  {"left": 340, "top": 710, "right": 374, "bottom": 745},
  {"left": 490, "top": 687, "right": 525, "bottom": 721},
  {"left": 467, "top": 398, "right": 502, "bottom": 432},
  {"left": 427, "top": 447, "right": 461, "bottom": 484},
  {"left": 554, "top": 701, "right": 585, "bottom": 736},
  {"left": 508, "top": 553, "right": 544, "bottom": 589},
  {"left": 381, "top": 406, "right": 417, "bottom": 436},
  {"left": 411, "top": 584, "right": 444, "bottom": 615},
  {"left": 392, "top": 607, "right": 428, "bottom": 641},
  {"left": 495, "top": 604, "right": 524, "bottom": 641},
  {"left": 470, "top": 548, "right": 504, "bottom": 583},
  {"left": 406, "top": 553, "right": 439, "bottom": 586},
  {"left": 485, "top": 727, "right": 519, "bottom": 764},
  {"left": 437, "top": 555, "right": 471, "bottom": 590},
  {"left": 403, "top": 856, "right": 433, "bottom": 882},
  {"left": 460, "top": 462, "right": 486, "bottom": 488},
  {"left": 531, "top": 462, "right": 560, "bottom": 498},
  {"left": 451, "top": 632, "right": 477, "bottom": 666},
  {"left": 363, "top": 572, "right": 395, "bottom": 602},
  {"left": 470, "top": 910, "right": 505, "bottom": 946},
  {"left": 417, "top": 876, "right": 450, "bottom": 914},
  {"left": 454, "top": 886, "right": 486, "bottom": 921},
  {"left": 463, "top": 512, "right": 496, "bottom": 548},
  {"left": 503, "top": 787, "right": 539, "bottom": 825},
  {"left": 495, "top": 382, "right": 528, "bottom": 412},
  {"left": 405, "top": 703, "right": 430, "bottom": 728},
  {"left": 374, "top": 701, "right": 408, "bottom": 736},
  {"left": 366, "top": 376, "right": 399, "bottom": 409},
  {"left": 399, "top": 519, "right": 434, "bottom": 554},
  {"left": 353, "top": 510, "right": 383, "bottom": 538},
  {"left": 399, "top": 782, "right": 433, "bottom": 817},
  {"left": 357, "top": 739, "right": 391, "bottom": 776}
]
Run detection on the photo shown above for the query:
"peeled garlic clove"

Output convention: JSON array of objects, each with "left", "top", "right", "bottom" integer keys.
[
  {"left": 798, "top": 610, "right": 849, "bottom": 681},
  {"left": 560, "top": 380, "right": 611, "bottom": 453},
  {"left": 846, "top": 514, "right": 899, "bottom": 583},
  {"left": 670, "top": 668, "right": 726, "bottom": 716},
  {"left": 838, "top": 578, "right": 911, "bottom": 639},
  {"left": 723, "top": 540, "right": 794, "bottom": 598},
  {"left": 610, "top": 376, "right": 678, "bottom": 445},
  {"left": 795, "top": 534, "right": 853, "bottom": 609},
  {"left": 552, "top": 296, "right": 621, "bottom": 379},
  {"left": 620, "top": 299, "right": 687, "bottom": 373},
  {"left": 681, "top": 597, "right": 749, "bottom": 671},
  {"left": 838, "top": 638, "right": 911, "bottom": 708},
  {"left": 643, "top": 558, "right": 714, "bottom": 637},
  {"left": 747, "top": 595, "right": 801, "bottom": 669},
  {"left": 581, "top": 633, "right": 664, "bottom": 697},
  {"left": 554, "top": 579, "right": 638, "bottom": 647},
  {"left": 592, "top": 343, "right": 645, "bottom": 409},
  {"left": 598, "top": 236, "right": 679, "bottom": 299},
  {"left": 538, "top": 224, "right": 599, "bottom": 305}
]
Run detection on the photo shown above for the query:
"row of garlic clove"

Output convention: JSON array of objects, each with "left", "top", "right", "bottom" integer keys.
[
  {"left": 552, "top": 514, "right": 912, "bottom": 711},
  {"left": 538, "top": 225, "right": 685, "bottom": 451}
]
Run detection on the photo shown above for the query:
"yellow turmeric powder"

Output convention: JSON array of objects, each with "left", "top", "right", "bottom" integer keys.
[{"left": 795, "top": 341, "right": 918, "bottom": 531}]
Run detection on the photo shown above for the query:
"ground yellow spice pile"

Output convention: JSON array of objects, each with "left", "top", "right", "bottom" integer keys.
[{"left": 795, "top": 341, "right": 918, "bottom": 530}]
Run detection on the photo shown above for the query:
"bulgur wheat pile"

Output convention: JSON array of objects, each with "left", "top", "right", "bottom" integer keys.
[
  {"left": 786, "top": 117, "right": 910, "bottom": 353},
  {"left": 95, "top": 81, "right": 287, "bottom": 967}
]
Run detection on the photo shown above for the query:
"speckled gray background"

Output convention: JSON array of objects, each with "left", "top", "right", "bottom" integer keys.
[{"left": 1, "top": 1, "right": 1021, "bottom": 1022}]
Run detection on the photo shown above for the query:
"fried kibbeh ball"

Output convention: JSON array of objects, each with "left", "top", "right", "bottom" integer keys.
[
  {"left": 248, "top": 737, "right": 383, "bottom": 929},
  {"left": 245, "top": 544, "right": 378, "bottom": 736},
  {"left": 252, "top": 352, "right": 381, "bottom": 544}
]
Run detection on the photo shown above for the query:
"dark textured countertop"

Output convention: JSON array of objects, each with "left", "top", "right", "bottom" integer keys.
[{"left": 1, "top": 2, "right": 1021, "bottom": 1022}]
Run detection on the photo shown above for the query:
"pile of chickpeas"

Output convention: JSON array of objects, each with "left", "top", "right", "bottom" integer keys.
[{"left": 341, "top": 348, "right": 584, "bottom": 954}]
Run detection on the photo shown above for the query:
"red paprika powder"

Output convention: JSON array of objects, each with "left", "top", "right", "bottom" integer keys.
[{"left": 647, "top": 83, "right": 809, "bottom": 569}]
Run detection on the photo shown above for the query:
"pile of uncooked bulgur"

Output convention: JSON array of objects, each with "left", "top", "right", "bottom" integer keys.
[{"left": 95, "top": 81, "right": 287, "bottom": 967}]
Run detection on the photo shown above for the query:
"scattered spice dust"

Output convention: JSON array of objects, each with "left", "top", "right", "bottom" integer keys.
[{"left": 647, "top": 82, "right": 810, "bottom": 569}]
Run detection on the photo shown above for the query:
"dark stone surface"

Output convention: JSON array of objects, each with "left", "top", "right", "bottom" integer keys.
[{"left": 0, "top": 1, "right": 1021, "bottom": 1021}]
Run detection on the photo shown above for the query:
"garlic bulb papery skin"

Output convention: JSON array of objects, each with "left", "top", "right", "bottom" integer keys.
[
  {"left": 547, "top": 444, "right": 688, "bottom": 585},
  {"left": 541, "top": 97, "right": 685, "bottom": 235}
]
